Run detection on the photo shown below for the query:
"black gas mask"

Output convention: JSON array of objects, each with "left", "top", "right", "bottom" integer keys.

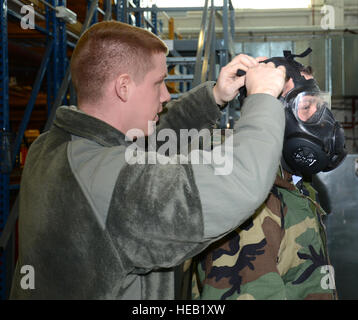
[{"left": 237, "top": 48, "right": 347, "bottom": 177}]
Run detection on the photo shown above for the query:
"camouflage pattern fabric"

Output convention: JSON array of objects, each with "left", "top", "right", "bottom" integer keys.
[{"left": 192, "top": 169, "right": 337, "bottom": 300}]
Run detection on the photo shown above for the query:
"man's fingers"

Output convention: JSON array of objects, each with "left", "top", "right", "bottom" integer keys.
[
  {"left": 231, "top": 53, "right": 257, "bottom": 65},
  {"left": 255, "top": 56, "right": 268, "bottom": 62},
  {"left": 277, "top": 65, "right": 286, "bottom": 76},
  {"left": 240, "top": 54, "right": 258, "bottom": 67},
  {"left": 229, "top": 54, "right": 258, "bottom": 70},
  {"left": 215, "top": 54, "right": 286, "bottom": 103},
  {"left": 245, "top": 63, "right": 286, "bottom": 98},
  {"left": 265, "top": 61, "right": 276, "bottom": 69}
]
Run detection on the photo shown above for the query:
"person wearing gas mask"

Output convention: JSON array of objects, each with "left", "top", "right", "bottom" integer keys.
[{"left": 191, "top": 49, "right": 347, "bottom": 300}]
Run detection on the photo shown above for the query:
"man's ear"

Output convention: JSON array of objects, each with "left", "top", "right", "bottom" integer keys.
[{"left": 115, "top": 74, "right": 132, "bottom": 102}]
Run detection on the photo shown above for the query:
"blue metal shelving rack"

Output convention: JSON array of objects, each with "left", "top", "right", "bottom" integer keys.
[
  {"left": 47, "top": 0, "right": 68, "bottom": 114},
  {"left": 0, "top": 0, "right": 10, "bottom": 301},
  {"left": 0, "top": 0, "right": 111, "bottom": 299},
  {"left": 0, "top": 0, "right": 69, "bottom": 299}
]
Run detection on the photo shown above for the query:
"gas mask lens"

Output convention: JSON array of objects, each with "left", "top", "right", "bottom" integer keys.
[{"left": 293, "top": 91, "right": 331, "bottom": 123}]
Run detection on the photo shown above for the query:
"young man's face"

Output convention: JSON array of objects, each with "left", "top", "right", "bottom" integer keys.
[
  {"left": 296, "top": 94, "right": 319, "bottom": 122},
  {"left": 126, "top": 52, "right": 171, "bottom": 137}
]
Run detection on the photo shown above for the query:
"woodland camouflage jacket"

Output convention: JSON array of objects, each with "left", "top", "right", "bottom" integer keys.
[{"left": 192, "top": 169, "right": 337, "bottom": 300}]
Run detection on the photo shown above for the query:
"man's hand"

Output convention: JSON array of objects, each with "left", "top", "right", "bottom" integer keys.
[
  {"left": 213, "top": 54, "right": 266, "bottom": 106},
  {"left": 245, "top": 62, "right": 286, "bottom": 98}
]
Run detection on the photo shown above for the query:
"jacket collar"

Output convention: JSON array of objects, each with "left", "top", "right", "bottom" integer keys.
[
  {"left": 274, "top": 167, "right": 297, "bottom": 191},
  {"left": 53, "top": 106, "right": 130, "bottom": 147}
]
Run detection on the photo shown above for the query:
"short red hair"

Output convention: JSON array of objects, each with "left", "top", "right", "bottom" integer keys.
[{"left": 70, "top": 21, "right": 168, "bottom": 104}]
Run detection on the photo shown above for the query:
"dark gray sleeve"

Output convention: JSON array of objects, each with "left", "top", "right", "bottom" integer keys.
[
  {"left": 154, "top": 81, "right": 221, "bottom": 154},
  {"left": 106, "top": 162, "right": 209, "bottom": 273},
  {"left": 106, "top": 93, "right": 285, "bottom": 272},
  {"left": 192, "top": 93, "right": 285, "bottom": 239},
  {"left": 157, "top": 81, "right": 221, "bottom": 134}
]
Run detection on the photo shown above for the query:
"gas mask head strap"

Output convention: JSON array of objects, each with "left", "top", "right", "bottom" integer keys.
[
  {"left": 281, "top": 48, "right": 312, "bottom": 86},
  {"left": 238, "top": 48, "right": 314, "bottom": 105}
]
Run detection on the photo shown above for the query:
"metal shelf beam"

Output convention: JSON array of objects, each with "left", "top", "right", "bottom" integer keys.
[
  {"left": 0, "top": 0, "right": 10, "bottom": 301},
  {"left": 0, "top": 0, "right": 75, "bottom": 300}
]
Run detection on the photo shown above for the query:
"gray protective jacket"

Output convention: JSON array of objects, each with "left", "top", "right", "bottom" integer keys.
[{"left": 10, "top": 82, "right": 285, "bottom": 299}]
